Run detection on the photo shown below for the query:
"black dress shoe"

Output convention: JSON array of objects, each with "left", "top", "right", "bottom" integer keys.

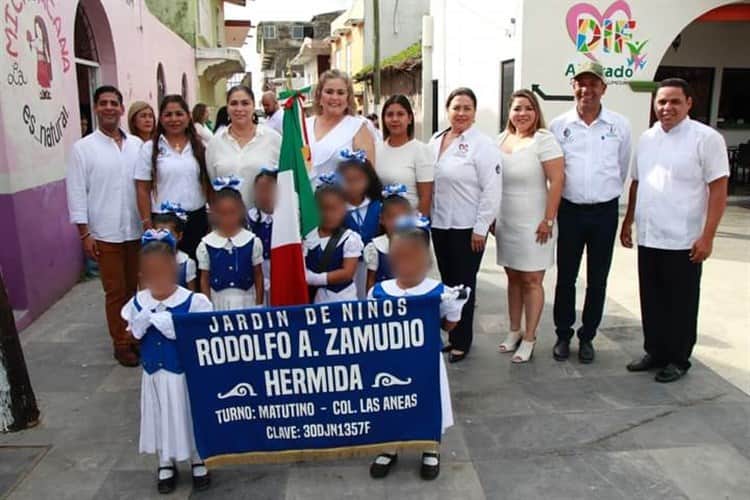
[
  {"left": 553, "top": 340, "right": 570, "bottom": 361},
  {"left": 655, "top": 363, "right": 687, "bottom": 383},
  {"left": 420, "top": 452, "right": 440, "bottom": 480},
  {"left": 157, "top": 466, "right": 178, "bottom": 495},
  {"left": 192, "top": 463, "right": 211, "bottom": 491},
  {"left": 578, "top": 340, "right": 595, "bottom": 364},
  {"left": 370, "top": 453, "right": 398, "bottom": 478},
  {"left": 627, "top": 354, "right": 663, "bottom": 372},
  {"left": 448, "top": 351, "right": 467, "bottom": 363},
  {"left": 441, "top": 344, "right": 453, "bottom": 353}
]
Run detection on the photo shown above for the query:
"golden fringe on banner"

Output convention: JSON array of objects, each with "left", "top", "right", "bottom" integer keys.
[{"left": 205, "top": 440, "right": 439, "bottom": 467}]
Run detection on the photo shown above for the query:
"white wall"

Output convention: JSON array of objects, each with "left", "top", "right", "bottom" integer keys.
[
  {"left": 364, "top": 0, "right": 430, "bottom": 65},
  {"left": 430, "top": 0, "right": 743, "bottom": 144},
  {"left": 429, "top": 0, "right": 521, "bottom": 134},
  {"left": 660, "top": 21, "right": 750, "bottom": 146}
]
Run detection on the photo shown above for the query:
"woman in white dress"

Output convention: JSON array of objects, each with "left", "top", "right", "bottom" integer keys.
[
  {"left": 306, "top": 69, "right": 376, "bottom": 184},
  {"left": 495, "top": 89, "right": 564, "bottom": 363},
  {"left": 376, "top": 94, "right": 433, "bottom": 215}
]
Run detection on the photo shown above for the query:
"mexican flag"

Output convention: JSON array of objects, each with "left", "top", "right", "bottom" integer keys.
[{"left": 270, "top": 89, "right": 319, "bottom": 306}]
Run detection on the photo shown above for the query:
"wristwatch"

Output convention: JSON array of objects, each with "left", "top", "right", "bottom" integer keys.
[{"left": 544, "top": 219, "right": 554, "bottom": 228}]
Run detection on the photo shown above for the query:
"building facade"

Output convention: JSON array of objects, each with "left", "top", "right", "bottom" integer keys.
[
  {"left": 429, "top": 0, "right": 750, "bottom": 149},
  {"left": 328, "top": 0, "right": 366, "bottom": 108},
  {"left": 0, "top": 0, "right": 197, "bottom": 328},
  {"left": 146, "top": 0, "right": 247, "bottom": 111},
  {"left": 289, "top": 11, "right": 342, "bottom": 93}
]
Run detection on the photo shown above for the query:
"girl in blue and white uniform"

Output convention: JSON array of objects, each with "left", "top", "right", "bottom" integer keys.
[
  {"left": 304, "top": 173, "right": 363, "bottom": 304},
  {"left": 363, "top": 183, "right": 412, "bottom": 292},
  {"left": 247, "top": 168, "right": 277, "bottom": 304},
  {"left": 337, "top": 149, "right": 383, "bottom": 299},
  {"left": 121, "top": 229, "right": 213, "bottom": 494},
  {"left": 196, "top": 176, "right": 264, "bottom": 311},
  {"left": 153, "top": 202, "right": 197, "bottom": 290},
  {"left": 368, "top": 216, "right": 470, "bottom": 481}
]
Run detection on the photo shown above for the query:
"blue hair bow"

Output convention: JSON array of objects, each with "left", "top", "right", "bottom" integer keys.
[
  {"left": 317, "top": 172, "right": 342, "bottom": 188},
  {"left": 141, "top": 228, "right": 177, "bottom": 249},
  {"left": 395, "top": 213, "right": 431, "bottom": 233},
  {"left": 260, "top": 165, "right": 278, "bottom": 174},
  {"left": 159, "top": 201, "right": 188, "bottom": 221},
  {"left": 339, "top": 148, "right": 367, "bottom": 164},
  {"left": 212, "top": 175, "right": 243, "bottom": 192},
  {"left": 382, "top": 183, "right": 408, "bottom": 199}
]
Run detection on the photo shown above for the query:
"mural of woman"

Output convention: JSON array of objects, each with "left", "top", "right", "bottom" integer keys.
[{"left": 26, "top": 16, "right": 52, "bottom": 99}]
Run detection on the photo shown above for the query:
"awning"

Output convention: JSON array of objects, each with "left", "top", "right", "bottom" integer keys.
[{"left": 196, "top": 47, "right": 246, "bottom": 83}]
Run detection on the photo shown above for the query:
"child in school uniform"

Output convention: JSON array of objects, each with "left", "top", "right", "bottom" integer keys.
[
  {"left": 367, "top": 216, "right": 470, "bottom": 481},
  {"left": 337, "top": 149, "right": 383, "bottom": 299},
  {"left": 154, "top": 202, "right": 197, "bottom": 291},
  {"left": 363, "top": 184, "right": 413, "bottom": 292},
  {"left": 304, "top": 173, "right": 363, "bottom": 304},
  {"left": 121, "top": 229, "right": 213, "bottom": 494},
  {"left": 247, "top": 168, "right": 277, "bottom": 305},
  {"left": 196, "top": 176, "right": 264, "bottom": 311}
]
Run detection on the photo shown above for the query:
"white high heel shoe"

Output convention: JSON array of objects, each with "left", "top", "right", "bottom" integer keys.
[
  {"left": 512, "top": 340, "right": 536, "bottom": 363},
  {"left": 498, "top": 330, "right": 522, "bottom": 353}
]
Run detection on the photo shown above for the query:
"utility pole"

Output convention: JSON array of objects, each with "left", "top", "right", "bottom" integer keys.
[
  {"left": 372, "top": 0, "right": 381, "bottom": 110},
  {"left": 0, "top": 273, "right": 39, "bottom": 432}
]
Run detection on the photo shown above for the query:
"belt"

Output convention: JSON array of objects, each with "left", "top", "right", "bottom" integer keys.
[{"left": 561, "top": 197, "right": 618, "bottom": 210}]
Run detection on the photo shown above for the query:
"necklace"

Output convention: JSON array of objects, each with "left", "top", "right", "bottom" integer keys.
[
  {"left": 167, "top": 137, "right": 187, "bottom": 152},
  {"left": 230, "top": 125, "right": 256, "bottom": 145}
]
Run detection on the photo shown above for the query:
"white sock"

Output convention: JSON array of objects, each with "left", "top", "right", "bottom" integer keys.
[
  {"left": 158, "top": 459, "right": 174, "bottom": 480},
  {"left": 191, "top": 453, "right": 208, "bottom": 477}
]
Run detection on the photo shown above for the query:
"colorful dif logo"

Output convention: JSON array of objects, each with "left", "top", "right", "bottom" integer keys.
[{"left": 565, "top": 0, "right": 649, "bottom": 79}]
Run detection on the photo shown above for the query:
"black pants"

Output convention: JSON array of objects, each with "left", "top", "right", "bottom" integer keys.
[
  {"left": 638, "top": 246, "right": 701, "bottom": 370},
  {"left": 432, "top": 228, "right": 484, "bottom": 352},
  {"left": 553, "top": 197, "right": 618, "bottom": 342},
  {"left": 157, "top": 207, "right": 208, "bottom": 261}
]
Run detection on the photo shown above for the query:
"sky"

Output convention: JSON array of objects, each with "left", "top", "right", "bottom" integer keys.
[{"left": 225, "top": 0, "right": 353, "bottom": 97}]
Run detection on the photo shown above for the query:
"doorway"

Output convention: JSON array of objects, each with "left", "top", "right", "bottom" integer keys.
[{"left": 75, "top": 3, "right": 100, "bottom": 136}]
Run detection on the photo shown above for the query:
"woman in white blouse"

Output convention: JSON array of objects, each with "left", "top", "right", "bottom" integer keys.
[
  {"left": 135, "top": 94, "right": 211, "bottom": 258},
  {"left": 496, "top": 89, "right": 564, "bottom": 363},
  {"left": 206, "top": 85, "right": 281, "bottom": 207},
  {"left": 306, "top": 69, "right": 376, "bottom": 184},
  {"left": 192, "top": 103, "right": 214, "bottom": 146},
  {"left": 430, "top": 87, "right": 502, "bottom": 363},
  {"left": 376, "top": 95, "right": 433, "bottom": 215}
]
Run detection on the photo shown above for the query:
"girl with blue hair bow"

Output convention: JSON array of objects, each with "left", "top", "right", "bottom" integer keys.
[
  {"left": 121, "top": 229, "right": 213, "bottom": 494},
  {"left": 367, "top": 215, "right": 470, "bottom": 481},
  {"left": 196, "top": 176, "right": 265, "bottom": 310},
  {"left": 337, "top": 148, "right": 383, "bottom": 299}
]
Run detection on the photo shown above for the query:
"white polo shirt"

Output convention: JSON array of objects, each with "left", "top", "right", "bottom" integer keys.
[
  {"left": 206, "top": 124, "right": 281, "bottom": 207},
  {"left": 429, "top": 126, "right": 502, "bottom": 235},
  {"left": 266, "top": 108, "right": 283, "bottom": 134},
  {"left": 549, "top": 106, "right": 631, "bottom": 204},
  {"left": 66, "top": 129, "right": 143, "bottom": 243},
  {"left": 134, "top": 135, "right": 207, "bottom": 212},
  {"left": 633, "top": 118, "right": 729, "bottom": 250}
]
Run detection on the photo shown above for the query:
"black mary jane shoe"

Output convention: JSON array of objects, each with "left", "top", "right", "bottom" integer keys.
[
  {"left": 370, "top": 453, "right": 398, "bottom": 479},
  {"left": 448, "top": 351, "right": 467, "bottom": 363},
  {"left": 420, "top": 452, "right": 440, "bottom": 480},
  {"left": 157, "top": 466, "right": 178, "bottom": 495},
  {"left": 191, "top": 463, "right": 211, "bottom": 491},
  {"left": 441, "top": 344, "right": 453, "bottom": 353}
]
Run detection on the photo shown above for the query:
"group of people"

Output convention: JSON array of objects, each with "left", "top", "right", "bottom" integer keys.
[{"left": 65, "top": 63, "right": 729, "bottom": 493}]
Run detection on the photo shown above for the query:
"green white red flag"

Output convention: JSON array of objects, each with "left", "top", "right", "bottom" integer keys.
[{"left": 270, "top": 88, "right": 319, "bottom": 306}]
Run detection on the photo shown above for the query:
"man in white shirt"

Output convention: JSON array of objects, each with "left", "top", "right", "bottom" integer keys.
[
  {"left": 549, "top": 62, "right": 632, "bottom": 364},
  {"left": 261, "top": 91, "right": 283, "bottom": 134},
  {"left": 621, "top": 78, "right": 729, "bottom": 383},
  {"left": 66, "top": 85, "right": 143, "bottom": 367}
]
